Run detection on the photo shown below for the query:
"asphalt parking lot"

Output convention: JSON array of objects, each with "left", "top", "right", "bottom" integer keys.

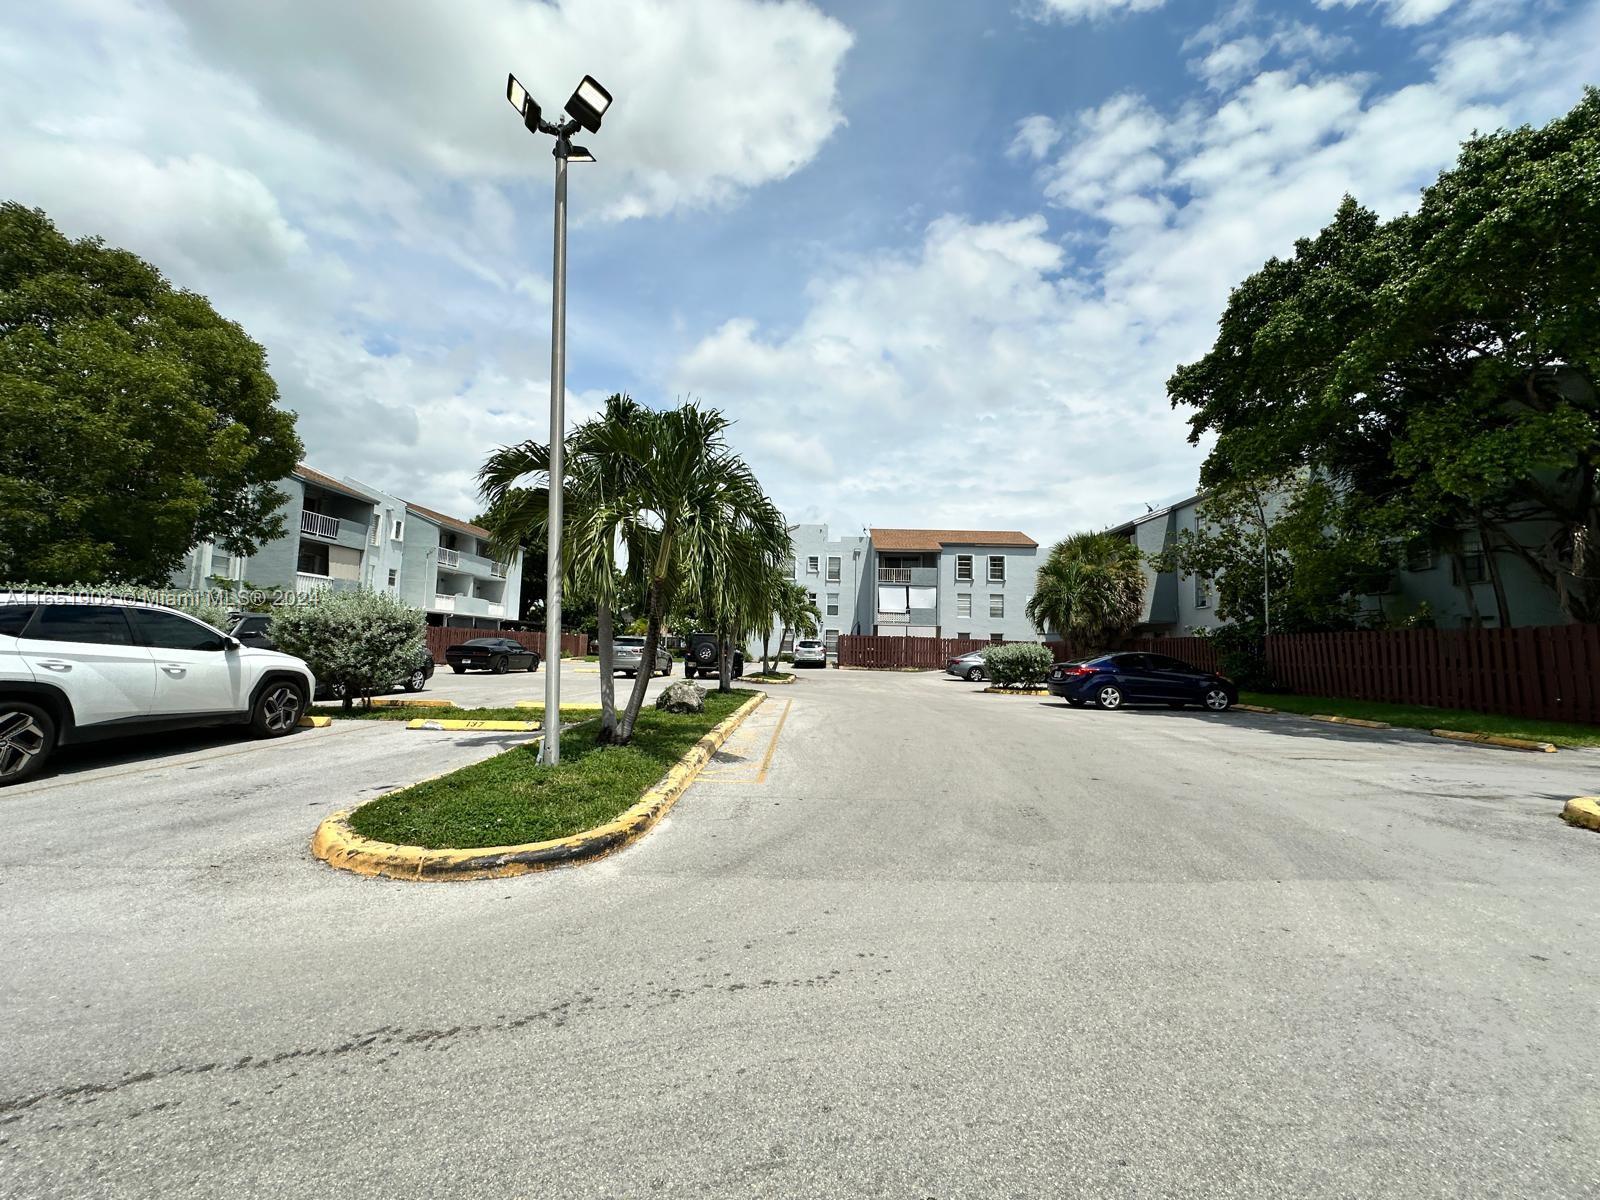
[{"left": 3, "top": 668, "right": 1597, "bottom": 1198}]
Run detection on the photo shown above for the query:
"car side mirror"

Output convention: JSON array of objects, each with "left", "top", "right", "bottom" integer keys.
[{"left": 223, "top": 635, "right": 241, "bottom": 651}]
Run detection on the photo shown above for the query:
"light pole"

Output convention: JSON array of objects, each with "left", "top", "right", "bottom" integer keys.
[{"left": 506, "top": 71, "right": 611, "bottom": 765}]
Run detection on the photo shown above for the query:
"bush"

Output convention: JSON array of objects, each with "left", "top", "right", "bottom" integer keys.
[
  {"left": 268, "top": 589, "right": 426, "bottom": 708},
  {"left": 981, "top": 641, "right": 1054, "bottom": 689},
  {"left": 1208, "top": 623, "right": 1276, "bottom": 691}
]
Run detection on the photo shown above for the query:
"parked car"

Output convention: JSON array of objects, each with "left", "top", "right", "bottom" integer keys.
[
  {"left": 946, "top": 649, "right": 989, "bottom": 682},
  {"left": 317, "top": 646, "right": 436, "bottom": 700},
  {"left": 1046, "top": 652, "right": 1236, "bottom": 712},
  {"left": 444, "top": 637, "right": 541, "bottom": 675},
  {"left": 613, "top": 635, "right": 673, "bottom": 677},
  {"left": 793, "top": 638, "right": 827, "bottom": 668},
  {"left": 683, "top": 632, "right": 743, "bottom": 679},
  {"left": 231, "top": 612, "right": 275, "bottom": 649},
  {"left": 0, "top": 595, "right": 316, "bottom": 786}
]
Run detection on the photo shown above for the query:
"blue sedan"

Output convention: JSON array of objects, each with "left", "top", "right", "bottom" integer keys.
[{"left": 1046, "top": 652, "right": 1236, "bottom": 712}]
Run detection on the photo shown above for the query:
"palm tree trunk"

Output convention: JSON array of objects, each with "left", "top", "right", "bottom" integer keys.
[
  {"left": 616, "top": 579, "right": 663, "bottom": 743},
  {"left": 761, "top": 629, "right": 772, "bottom": 675},
  {"left": 718, "top": 631, "right": 733, "bottom": 693},
  {"left": 595, "top": 600, "right": 617, "bottom": 743}
]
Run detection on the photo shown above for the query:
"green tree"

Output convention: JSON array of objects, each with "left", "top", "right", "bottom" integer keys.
[
  {"left": 0, "top": 203, "right": 302, "bottom": 583},
  {"left": 1024, "top": 531, "right": 1145, "bottom": 649},
  {"left": 762, "top": 578, "right": 819, "bottom": 674},
  {"left": 269, "top": 590, "right": 425, "bottom": 711},
  {"left": 1171, "top": 89, "right": 1600, "bottom": 623}
]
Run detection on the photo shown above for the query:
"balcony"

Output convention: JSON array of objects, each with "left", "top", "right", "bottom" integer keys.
[
  {"left": 297, "top": 572, "right": 359, "bottom": 594},
  {"left": 301, "top": 511, "right": 341, "bottom": 540},
  {"left": 878, "top": 568, "right": 911, "bottom": 584},
  {"left": 437, "top": 544, "right": 507, "bottom": 578},
  {"left": 432, "top": 594, "right": 506, "bottom": 619}
]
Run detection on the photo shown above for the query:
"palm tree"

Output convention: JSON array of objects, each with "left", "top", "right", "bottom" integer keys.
[
  {"left": 580, "top": 402, "right": 788, "bottom": 740},
  {"left": 773, "top": 580, "right": 819, "bottom": 669},
  {"left": 1025, "top": 531, "right": 1146, "bottom": 651},
  {"left": 479, "top": 394, "right": 651, "bottom": 743}
]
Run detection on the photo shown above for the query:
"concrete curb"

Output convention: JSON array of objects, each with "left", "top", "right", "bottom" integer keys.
[
  {"left": 311, "top": 692, "right": 767, "bottom": 882},
  {"left": 1561, "top": 796, "right": 1600, "bottom": 831},
  {"left": 405, "top": 718, "right": 541, "bottom": 732},
  {"left": 1235, "top": 703, "right": 1278, "bottom": 714},
  {"left": 370, "top": 696, "right": 453, "bottom": 708},
  {"left": 297, "top": 715, "right": 333, "bottom": 729},
  {"left": 746, "top": 674, "right": 798, "bottom": 685},
  {"left": 1431, "top": 729, "right": 1557, "bottom": 753},
  {"left": 1309, "top": 714, "right": 1392, "bottom": 729},
  {"left": 980, "top": 687, "right": 1050, "bottom": 696}
]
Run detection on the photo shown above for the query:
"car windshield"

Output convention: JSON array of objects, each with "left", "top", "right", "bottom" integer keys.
[{"left": 798, "top": 641, "right": 821, "bottom": 648}]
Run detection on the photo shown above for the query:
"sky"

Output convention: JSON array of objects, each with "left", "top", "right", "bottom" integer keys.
[{"left": 2, "top": 0, "right": 1595, "bottom": 545}]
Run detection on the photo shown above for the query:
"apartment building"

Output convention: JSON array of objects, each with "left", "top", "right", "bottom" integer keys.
[
  {"left": 174, "top": 465, "right": 523, "bottom": 629},
  {"left": 1112, "top": 492, "right": 1569, "bottom": 633}
]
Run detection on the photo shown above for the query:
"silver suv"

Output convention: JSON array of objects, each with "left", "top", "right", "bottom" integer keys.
[
  {"left": 793, "top": 638, "right": 827, "bottom": 668},
  {"left": 0, "top": 594, "right": 316, "bottom": 786},
  {"left": 612, "top": 635, "right": 673, "bottom": 677}
]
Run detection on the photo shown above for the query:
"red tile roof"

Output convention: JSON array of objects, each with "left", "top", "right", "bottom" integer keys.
[{"left": 870, "top": 528, "right": 1038, "bottom": 552}]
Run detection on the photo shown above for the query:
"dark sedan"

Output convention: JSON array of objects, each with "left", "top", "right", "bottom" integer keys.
[
  {"left": 1046, "top": 652, "right": 1236, "bottom": 712},
  {"left": 444, "top": 637, "right": 541, "bottom": 675}
]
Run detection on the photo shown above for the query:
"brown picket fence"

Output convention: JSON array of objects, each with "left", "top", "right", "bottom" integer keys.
[
  {"left": 839, "top": 625, "right": 1600, "bottom": 724},
  {"left": 425, "top": 626, "right": 588, "bottom": 664}
]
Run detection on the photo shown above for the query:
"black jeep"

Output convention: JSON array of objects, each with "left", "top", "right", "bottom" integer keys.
[{"left": 683, "top": 632, "right": 744, "bottom": 679}]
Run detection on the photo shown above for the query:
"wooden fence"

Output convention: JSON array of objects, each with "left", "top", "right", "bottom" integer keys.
[
  {"left": 425, "top": 627, "right": 589, "bottom": 664},
  {"left": 838, "top": 625, "right": 1600, "bottom": 723}
]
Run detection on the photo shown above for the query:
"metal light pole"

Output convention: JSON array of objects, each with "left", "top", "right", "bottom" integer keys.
[{"left": 505, "top": 73, "right": 611, "bottom": 766}]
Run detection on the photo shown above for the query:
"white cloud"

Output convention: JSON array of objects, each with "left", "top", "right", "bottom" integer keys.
[
  {"left": 1027, "top": 0, "right": 1166, "bottom": 20},
  {"left": 1313, "top": 0, "right": 1461, "bottom": 26},
  {"left": 671, "top": 5, "right": 1598, "bottom": 543}
]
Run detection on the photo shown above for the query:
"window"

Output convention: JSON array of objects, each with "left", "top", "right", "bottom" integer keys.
[
  {"left": 297, "top": 542, "right": 329, "bottom": 575},
  {"left": 392, "top": 518, "right": 404, "bottom": 541},
  {"left": 1194, "top": 574, "right": 1211, "bottom": 608},
  {"left": 827, "top": 556, "right": 841, "bottom": 582},
  {"left": 1406, "top": 541, "right": 1436, "bottom": 572},
  {"left": 807, "top": 555, "right": 819, "bottom": 574},
  {"left": 128, "top": 608, "right": 227, "bottom": 651},
  {"left": 956, "top": 631, "right": 970, "bottom": 640},
  {"left": 988, "top": 555, "right": 1005, "bottom": 582},
  {"left": 956, "top": 555, "right": 973, "bottom": 582},
  {"left": 0, "top": 604, "right": 37, "bottom": 637},
  {"left": 956, "top": 593, "right": 971, "bottom": 619},
  {"left": 989, "top": 593, "right": 1004, "bottom": 618},
  {"left": 1452, "top": 552, "right": 1488, "bottom": 585},
  {"left": 785, "top": 556, "right": 796, "bottom": 578},
  {"left": 824, "top": 629, "right": 839, "bottom": 655},
  {"left": 989, "top": 633, "right": 1004, "bottom": 643},
  {"left": 369, "top": 514, "right": 381, "bottom": 547},
  {"left": 826, "top": 592, "right": 839, "bottom": 617},
  {"left": 808, "top": 592, "right": 818, "bottom": 610},
  {"left": 388, "top": 568, "right": 399, "bottom": 587},
  {"left": 25, "top": 604, "right": 134, "bottom": 645}
]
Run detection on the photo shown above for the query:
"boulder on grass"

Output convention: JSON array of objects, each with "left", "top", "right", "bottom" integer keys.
[{"left": 655, "top": 681, "right": 706, "bottom": 714}]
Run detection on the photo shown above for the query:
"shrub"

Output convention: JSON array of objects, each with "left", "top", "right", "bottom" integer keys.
[
  {"left": 269, "top": 589, "right": 426, "bottom": 709},
  {"left": 1208, "top": 623, "right": 1276, "bottom": 691},
  {"left": 981, "top": 641, "right": 1054, "bottom": 689}
]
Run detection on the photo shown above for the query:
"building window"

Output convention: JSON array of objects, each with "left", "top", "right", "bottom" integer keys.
[
  {"left": 988, "top": 555, "right": 1005, "bottom": 582},
  {"left": 1406, "top": 541, "right": 1436, "bottom": 572},
  {"left": 387, "top": 568, "right": 398, "bottom": 587},
  {"left": 785, "top": 556, "right": 796, "bottom": 578},
  {"left": 808, "top": 592, "right": 818, "bottom": 610},
  {"left": 1452, "top": 551, "right": 1488, "bottom": 585},
  {"left": 826, "top": 592, "right": 839, "bottom": 617},
  {"left": 827, "top": 556, "right": 841, "bottom": 582},
  {"left": 368, "top": 514, "right": 381, "bottom": 547},
  {"left": 807, "top": 555, "right": 819, "bottom": 575},
  {"left": 391, "top": 519, "right": 404, "bottom": 541},
  {"left": 989, "top": 593, "right": 1004, "bottom": 619},
  {"left": 956, "top": 555, "right": 973, "bottom": 581},
  {"left": 990, "top": 632, "right": 1004, "bottom": 643},
  {"left": 956, "top": 593, "right": 971, "bottom": 618},
  {"left": 956, "top": 631, "right": 970, "bottom": 640},
  {"left": 1194, "top": 575, "right": 1211, "bottom": 608}
]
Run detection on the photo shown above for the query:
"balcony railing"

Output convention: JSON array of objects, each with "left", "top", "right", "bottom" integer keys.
[
  {"left": 300, "top": 511, "right": 341, "bottom": 540},
  {"left": 434, "top": 594, "right": 457, "bottom": 612},
  {"left": 878, "top": 568, "right": 912, "bottom": 583},
  {"left": 297, "top": 571, "right": 332, "bottom": 592},
  {"left": 438, "top": 547, "right": 461, "bottom": 568},
  {"left": 491, "top": 561, "right": 507, "bottom": 578}
]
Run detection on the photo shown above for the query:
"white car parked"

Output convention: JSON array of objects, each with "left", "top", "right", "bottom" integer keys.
[
  {"left": 0, "top": 594, "right": 317, "bottom": 786},
  {"left": 792, "top": 638, "right": 827, "bottom": 668},
  {"left": 612, "top": 635, "right": 673, "bottom": 677}
]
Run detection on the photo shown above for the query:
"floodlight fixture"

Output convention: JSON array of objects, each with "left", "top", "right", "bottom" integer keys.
[
  {"left": 564, "top": 75, "right": 612, "bottom": 133},
  {"left": 566, "top": 145, "right": 596, "bottom": 164}
]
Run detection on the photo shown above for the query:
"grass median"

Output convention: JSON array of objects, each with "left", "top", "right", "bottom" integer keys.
[
  {"left": 1241, "top": 692, "right": 1600, "bottom": 749},
  {"left": 320, "top": 703, "right": 586, "bottom": 724},
  {"left": 347, "top": 690, "right": 753, "bottom": 849}
]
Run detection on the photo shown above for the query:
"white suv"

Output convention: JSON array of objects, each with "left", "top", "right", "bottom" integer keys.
[
  {"left": 0, "top": 595, "right": 316, "bottom": 786},
  {"left": 793, "top": 638, "right": 827, "bottom": 668}
]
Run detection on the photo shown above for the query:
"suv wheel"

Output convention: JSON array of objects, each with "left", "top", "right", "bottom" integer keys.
[
  {"left": 405, "top": 667, "right": 427, "bottom": 692},
  {"left": 252, "top": 681, "right": 305, "bottom": 738},
  {"left": 0, "top": 702, "right": 55, "bottom": 786}
]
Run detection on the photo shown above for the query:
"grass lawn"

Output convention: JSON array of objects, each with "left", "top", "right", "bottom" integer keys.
[
  {"left": 321, "top": 703, "right": 593, "bottom": 724},
  {"left": 347, "top": 690, "right": 754, "bottom": 848},
  {"left": 1241, "top": 691, "right": 1600, "bottom": 749}
]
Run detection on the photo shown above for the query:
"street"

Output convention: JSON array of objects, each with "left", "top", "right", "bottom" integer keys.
[{"left": 2, "top": 670, "right": 1597, "bottom": 1198}]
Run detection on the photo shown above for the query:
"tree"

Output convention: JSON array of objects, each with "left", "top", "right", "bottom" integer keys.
[
  {"left": 761, "top": 579, "right": 818, "bottom": 674},
  {"left": 1171, "top": 89, "right": 1600, "bottom": 623},
  {"left": 269, "top": 590, "right": 425, "bottom": 711},
  {"left": 0, "top": 203, "right": 302, "bottom": 584},
  {"left": 1024, "top": 531, "right": 1145, "bottom": 649}
]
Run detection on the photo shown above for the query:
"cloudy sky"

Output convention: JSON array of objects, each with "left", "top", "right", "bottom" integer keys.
[{"left": 3, "top": 0, "right": 1595, "bottom": 543}]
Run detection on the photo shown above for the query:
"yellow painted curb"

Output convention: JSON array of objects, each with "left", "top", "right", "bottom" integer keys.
[
  {"left": 297, "top": 715, "right": 333, "bottom": 729},
  {"left": 1561, "top": 796, "right": 1600, "bottom": 831},
  {"left": 369, "top": 696, "right": 453, "bottom": 708},
  {"left": 404, "top": 718, "right": 541, "bottom": 732},
  {"left": 1431, "top": 729, "right": 1557, "bottom": 753},
  {"left": 1235, "top": 703, "right": 1278, "bottom": 714},
  {"left": 1309, "top": 714, "right": 1392, "bottom": 729},
  {"left": 746, "top": 674, "right": 798, "bottom": 685},
  {"left": 313, "top": 692, "right": 768, "bottom": 881},
  {"left": 981, "top": 687, "right": 1050, "bottom": 696}
]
